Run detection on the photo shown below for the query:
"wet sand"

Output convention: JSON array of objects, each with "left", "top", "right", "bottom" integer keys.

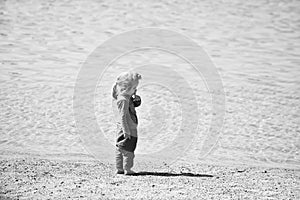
[{"left": 0, "top": 0, "right": 300, "bottom": 199}]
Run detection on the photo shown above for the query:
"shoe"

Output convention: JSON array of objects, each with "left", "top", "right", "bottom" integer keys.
[
  {"left": 115, "top": 170, "right": 124, "bottom": 175},
  {"left": 124, "top": 169, "right": 136, "bottom": 175}
]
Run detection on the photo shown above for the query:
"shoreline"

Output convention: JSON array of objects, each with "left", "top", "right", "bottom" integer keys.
[
  {"left": 0, "top": 150, "right": 299, "bottom": 171},
  {"left": 0, "top": 151, "right": 299, "bottom": 199}
]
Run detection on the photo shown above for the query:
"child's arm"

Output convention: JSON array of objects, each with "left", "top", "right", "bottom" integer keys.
[{"left": 117, "top": 99, "right": 131, "bottom": 139}]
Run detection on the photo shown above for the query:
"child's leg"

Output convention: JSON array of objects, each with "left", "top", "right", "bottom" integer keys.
[
  {"left": 115, "top": 147, "right": 124, "bottom": 172},
  {"left": 123, "top": 150, "right": 135, "bottom": 172}
]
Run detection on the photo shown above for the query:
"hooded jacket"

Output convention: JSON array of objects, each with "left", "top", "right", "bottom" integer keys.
[{"left": 112, "top": 84, "right": 141, "bottom": 136}]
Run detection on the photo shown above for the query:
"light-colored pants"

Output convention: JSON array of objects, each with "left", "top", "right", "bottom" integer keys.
[{"left": 115, "top": 147, "right": 135, "bottom": 171}]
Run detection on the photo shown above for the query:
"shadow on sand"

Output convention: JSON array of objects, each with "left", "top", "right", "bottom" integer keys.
[{"left": 131, "top": 171, "right": 214, "bottom": 177}]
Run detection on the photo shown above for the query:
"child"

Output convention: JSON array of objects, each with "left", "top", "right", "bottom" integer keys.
[{"left": 112, "top": 71, "right": 142, "bottom": 175}]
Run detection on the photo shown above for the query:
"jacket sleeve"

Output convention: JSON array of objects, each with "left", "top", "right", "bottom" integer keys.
[{"left": 117, "top": 99, "right": 131, "bottom": 135}]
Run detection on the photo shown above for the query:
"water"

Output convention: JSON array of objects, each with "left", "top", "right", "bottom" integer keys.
[{"left": 0, "top": 0, "right": 299, "bottom": 169}]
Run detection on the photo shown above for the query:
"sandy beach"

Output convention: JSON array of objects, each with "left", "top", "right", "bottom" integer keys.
[
  {"left": 0, "top": 0, "right": 300, "bottom": 199},
  {"left": 0, "top": 152, "right": 299, "bottom": 199}
]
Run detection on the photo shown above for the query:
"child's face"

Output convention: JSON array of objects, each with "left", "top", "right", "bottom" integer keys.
[{"left": 128, "top": 81, "right": 138, "bottom": 96}]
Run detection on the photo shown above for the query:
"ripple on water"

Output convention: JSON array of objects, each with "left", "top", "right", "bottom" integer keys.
[{"left": 0, "top": 0, "right": 299, "bottom": 169}]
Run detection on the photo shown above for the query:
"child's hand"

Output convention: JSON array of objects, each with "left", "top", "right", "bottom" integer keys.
[
  {"left": 132, "top": 95, "right": 141, "bottom": 107},
  {"left": 124, "top": 133, "right": 131, "bottom": 139}
]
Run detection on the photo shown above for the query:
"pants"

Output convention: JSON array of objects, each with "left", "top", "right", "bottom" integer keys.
[
  {"left": 115, "top": 129, "right": 137, "bottom": 171},
  {"left": 115, "top": 147, "right": 135, "bottom": 171},
  {"left": 116, "top": 129, "right": 138, "bottom": 152}
]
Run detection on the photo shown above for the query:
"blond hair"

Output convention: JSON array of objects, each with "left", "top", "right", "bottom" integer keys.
[{"left": 112, "top": 71, "right": 142, "bottom": 99}]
